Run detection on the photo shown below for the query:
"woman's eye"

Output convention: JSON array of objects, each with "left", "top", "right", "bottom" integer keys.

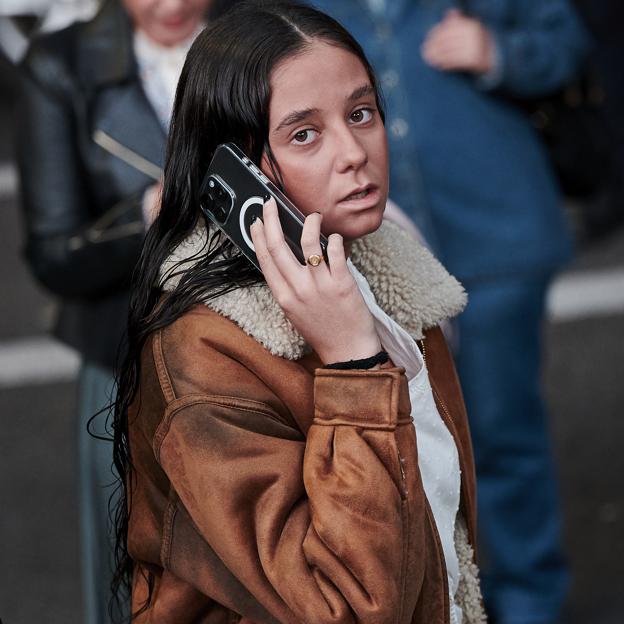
[
  {"left": 292, "top": 129, "right": 317, "bottom": 145},
  {"left": 350, "top": 108, "right": 374, "bottom": 124}
]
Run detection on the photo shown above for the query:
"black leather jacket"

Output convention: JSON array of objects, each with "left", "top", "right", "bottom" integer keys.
[{"left": 17, "top": 0, "right": 166, "bottom": 368}]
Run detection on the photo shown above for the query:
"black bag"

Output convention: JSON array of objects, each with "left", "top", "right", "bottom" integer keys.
[
  {"left": 521, "top": 75, "right": 613, "bottom": 199},
  {"left": 455, "top": 0, "right": 621, "bottom": 239}
]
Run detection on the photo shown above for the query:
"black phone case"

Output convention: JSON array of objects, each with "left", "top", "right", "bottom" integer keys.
[{"left": 199, "top": 143, "right": 328, "bottom": 272}]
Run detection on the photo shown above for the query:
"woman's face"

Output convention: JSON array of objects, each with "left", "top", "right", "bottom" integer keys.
[
  {"left": 263, "top": 41, "right": 389, "bottom": 243},
  {"left": 122, "top": 0, "right": 210, "bottom": 47}
]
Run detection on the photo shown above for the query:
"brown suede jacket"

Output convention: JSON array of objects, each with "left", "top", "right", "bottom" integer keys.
[{"left": 127, "top": 221, "right": 485, "bottom": 623}]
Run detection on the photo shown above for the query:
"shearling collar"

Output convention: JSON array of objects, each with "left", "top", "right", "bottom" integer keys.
[{"left": 160, "top": 220, "right": 467, "bottom": 360}]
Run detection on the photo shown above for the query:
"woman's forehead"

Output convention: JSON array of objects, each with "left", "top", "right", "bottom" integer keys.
[{"left": 269, "top": 42, "right": 372, "bottom": 121}]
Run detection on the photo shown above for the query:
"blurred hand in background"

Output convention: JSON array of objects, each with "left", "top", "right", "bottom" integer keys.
[
  {"left": 422, "top": 8, "right": 495, "bottom": 75},
  {"left": 142, "top": 181, "right": 163, "bottom": 227}
]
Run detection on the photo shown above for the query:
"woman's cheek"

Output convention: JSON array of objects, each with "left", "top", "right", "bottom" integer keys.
[{"left": 285, "top": 179, "right": 325, "bottom": 218}]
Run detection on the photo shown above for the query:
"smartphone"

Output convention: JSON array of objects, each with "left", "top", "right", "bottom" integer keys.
[{"left": 199, "top": 143, "right": 328, "bottom": 272}]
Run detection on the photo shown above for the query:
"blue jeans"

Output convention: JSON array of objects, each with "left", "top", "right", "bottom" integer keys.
[
  {"left": 78, "top": 362, "right": 125, "bottom": 624},
  {"left": 455, "top": 275, "right": 569, "bottom": 624}
]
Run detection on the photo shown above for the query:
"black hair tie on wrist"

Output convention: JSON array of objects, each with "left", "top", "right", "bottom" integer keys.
[{"left": 325, "top": 350, "right": 389, "bottom": 370}]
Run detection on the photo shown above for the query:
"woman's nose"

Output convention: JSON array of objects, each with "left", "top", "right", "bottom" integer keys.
[
  {"left": 159, "top": 0, "right": 187, "bottom": 13},
  {"left": 335, "top": 128, "right": 368, "bottom": 172}
]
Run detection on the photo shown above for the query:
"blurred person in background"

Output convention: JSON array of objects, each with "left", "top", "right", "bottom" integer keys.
[
  {"left": 309, "top": 1, "right": 589, "bottom": 623},
  {"left": 0, "top": 1, "right": 100, "bottom": 62},
  {"left": 15, "top": 0, "right": 225, "bottom": 621}
]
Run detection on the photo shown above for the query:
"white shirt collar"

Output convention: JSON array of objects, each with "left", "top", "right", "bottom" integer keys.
[{"left": 133, "top": 24, "right": 204, "bottom": 129}]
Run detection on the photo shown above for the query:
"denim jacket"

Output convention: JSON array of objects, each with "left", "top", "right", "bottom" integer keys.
[{"left": 311, "top": 0, "right": 589, "bottom": 280}]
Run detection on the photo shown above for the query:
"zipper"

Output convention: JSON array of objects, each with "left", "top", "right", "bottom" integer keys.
[
  {"left": 421, "top": 336, "right": 477, "bottom": 554},
  {"left": 420, "top": 339, "right": 454, "bottom": 424},
  {"left": 421, "top": 338, "right": 453, "bottom": 622},
  {"left": 420, "top": 338, "right": 426, "bottom": 363},
  {"left": 92, "top": 129, "right": 162, "bottom": 180},
  {"left": 68, "top": 220, "right": 145, "bottom": 250}
]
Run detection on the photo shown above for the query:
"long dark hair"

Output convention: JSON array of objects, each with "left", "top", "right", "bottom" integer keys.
[{"left": 111, "top": 0, "right": 385, "bottom": 616}]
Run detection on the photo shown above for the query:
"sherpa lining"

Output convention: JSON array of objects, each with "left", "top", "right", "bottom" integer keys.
[
  {"left": 455, "top": 517, "right": 488, "bottom": 623},
  {"left": 160, "top": 219, "right": 467, "bottom": 360}
]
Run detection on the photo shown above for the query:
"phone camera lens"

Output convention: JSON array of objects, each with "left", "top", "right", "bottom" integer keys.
[
  {"left": 200, "top": 192, "right": 212, "bottom": 210},
  {"left": 202, "top": 180, "right": 232, "bottom": 224}
]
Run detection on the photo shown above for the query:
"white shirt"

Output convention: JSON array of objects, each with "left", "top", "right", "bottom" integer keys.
[
  {"left": 133, "top": 26, "right": 202, "bottom": 130},
  {"left": 349, "top": 260, "right": 463, "bottom": 624},
  {"left": 133, "top": 26, "right": 203, "bottom": 224}
]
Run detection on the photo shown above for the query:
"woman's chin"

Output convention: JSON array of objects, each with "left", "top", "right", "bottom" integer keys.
[{"left": 337, "top": 207, "right": 385, "bottom": 242}]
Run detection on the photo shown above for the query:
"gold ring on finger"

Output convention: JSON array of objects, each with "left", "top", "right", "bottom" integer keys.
[{"left": 306, "top": 254, "right": 324, "bottom": 267}]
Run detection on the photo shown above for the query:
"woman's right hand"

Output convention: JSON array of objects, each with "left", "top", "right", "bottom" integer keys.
[{"left": 250, "top": 198, "right": 382, "bottom": 365}]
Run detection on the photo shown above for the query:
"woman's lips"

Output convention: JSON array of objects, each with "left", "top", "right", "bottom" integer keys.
[
  {"left": 160, "top": 15, "right": 188, "bottom": 28},
  {"left": 337, "top": 186, "right": 381, "bottom": 209}
]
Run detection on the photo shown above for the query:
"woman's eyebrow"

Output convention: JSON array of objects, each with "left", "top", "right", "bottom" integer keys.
[
  {"left": 348, "top": 84, "right": 375, "bottom": 101},
  {"left": 273, "top": 85, "right": 374, "bottom": 133},
  {"left": 274, "top": 108, "right": 319, "bottom": 133}
]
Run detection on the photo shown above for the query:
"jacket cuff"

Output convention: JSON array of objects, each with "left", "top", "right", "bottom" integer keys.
[{"left": 313, "top": 367, "right": 412, "bottom": 430}]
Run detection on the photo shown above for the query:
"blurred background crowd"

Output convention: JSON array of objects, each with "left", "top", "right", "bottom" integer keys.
[{"left": 0, "top": 1, "right": 622, "bottom": 623}]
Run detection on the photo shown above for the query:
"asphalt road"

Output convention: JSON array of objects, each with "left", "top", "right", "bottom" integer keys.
[{"left": 1, "top": 56, "right": 623, "bottom": 624}]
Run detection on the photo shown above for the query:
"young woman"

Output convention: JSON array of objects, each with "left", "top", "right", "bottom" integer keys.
[{"left": 113, "top": 2, "right": 485, "bottom": 622}]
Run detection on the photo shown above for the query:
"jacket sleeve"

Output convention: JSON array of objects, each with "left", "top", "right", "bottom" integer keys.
[
  {"left": 153, "top": 366, "right": 425, "bottom": 624},
  {"left": 482, "top": 0, "right": 590, "bottom": 97},
  {"left": 16, "top": 45, "right": 146, "bottom": 299}
]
